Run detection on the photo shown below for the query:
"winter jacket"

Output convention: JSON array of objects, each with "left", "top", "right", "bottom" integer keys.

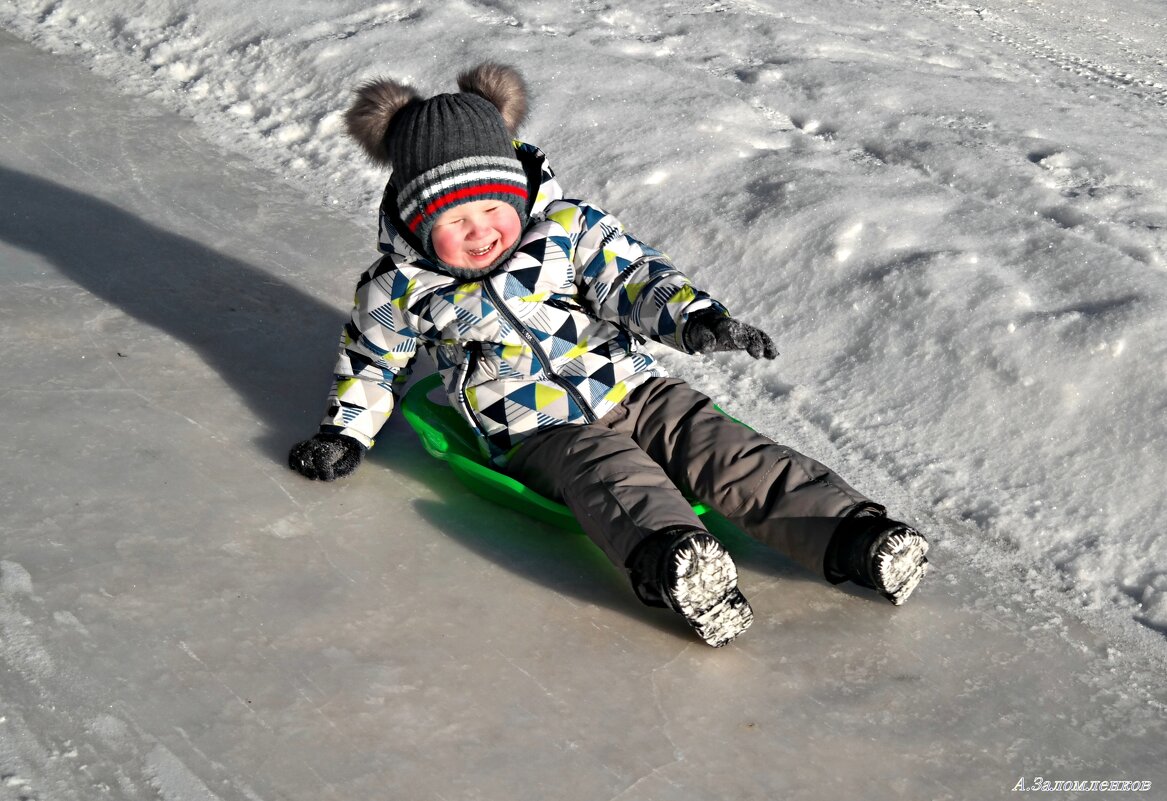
[{"left": 319, "top": 142, "right": 728, "bottom": 464}]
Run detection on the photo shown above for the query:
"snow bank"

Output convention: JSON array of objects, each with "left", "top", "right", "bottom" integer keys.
[{"left": 3, "top": 0, "right": 1165, "bottom": 640}]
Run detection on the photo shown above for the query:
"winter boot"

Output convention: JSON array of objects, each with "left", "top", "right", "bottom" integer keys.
[
  {"left": 825, "top": 515, "right": 930, "bottom": 606},
  {"left": 626, "top": 528, "right": 753, "bottom": 647}
]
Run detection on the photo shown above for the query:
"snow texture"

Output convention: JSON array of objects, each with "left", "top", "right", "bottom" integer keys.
[{"left": 0, "top": 0, "right": 1165, "bottom": 798}]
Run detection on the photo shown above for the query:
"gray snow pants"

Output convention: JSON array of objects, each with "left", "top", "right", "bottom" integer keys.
[{"left": 505, "top": 377, "right": 880, "bottom": 576}]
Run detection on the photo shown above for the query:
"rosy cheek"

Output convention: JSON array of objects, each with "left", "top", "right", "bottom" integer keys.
[
  {"left": 431, "top": 228, "right": 462, "bottom": 263},
  {"left": 496, "top": 210, "right": 523, "bottom": 248}
]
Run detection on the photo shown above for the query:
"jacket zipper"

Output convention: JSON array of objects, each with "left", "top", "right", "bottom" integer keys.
[
  {"left": 455, "top": 345, "right": 486, "bottom": 438},
  {"left": 482, "top": 280, "right": 597, "bottom": 423}
]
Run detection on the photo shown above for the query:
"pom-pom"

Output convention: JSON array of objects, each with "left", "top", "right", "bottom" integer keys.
[
  {"left": 457, "top": 63, "right": 528, "bottom": 135},
  {"left": 344, "top": 78, "right": 420, "bottom": 165}
]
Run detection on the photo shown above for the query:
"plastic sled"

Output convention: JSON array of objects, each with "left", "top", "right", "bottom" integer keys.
[{"left": 399, "top": 373, "right": 714, "bottom": 533}]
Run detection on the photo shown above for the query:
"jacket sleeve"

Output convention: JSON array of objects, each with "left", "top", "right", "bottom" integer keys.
[
  {"left": 563, "top": 201, "right": 728, "bottom": 352},
  {"left": 319, "top": 257, "right": 420, "bottom": 448}
]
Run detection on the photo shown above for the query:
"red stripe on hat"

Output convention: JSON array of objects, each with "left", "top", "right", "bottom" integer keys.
[{"left": 407, "top": 183, "right": 528, "bottom": 232}]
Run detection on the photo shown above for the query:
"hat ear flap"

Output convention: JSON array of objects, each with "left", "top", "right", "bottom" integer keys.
[
  {"left": 345, "top": 78, "right": 421, "bottom": 165},
  {"left": 457, "top": 63, "right": 528, "bottom": 136}
]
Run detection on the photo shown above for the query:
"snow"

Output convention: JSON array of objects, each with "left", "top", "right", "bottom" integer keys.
[
  {"left": 26, "top": 0, "right": 1158, "bottom": 633},
  {"left": 9, "top": 0, "right": 1161, "bottom": 633},
  {"left": 0, "top": 1, "right": 1165, "bottom": 798}
]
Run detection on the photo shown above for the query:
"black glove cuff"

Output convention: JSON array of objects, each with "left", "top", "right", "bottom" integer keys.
[
  {"left": 315, "top": 431, "right": 367, "bottom": 451},
  {"left": 682, "top": 307, "right": 730, "bottom": 352}
]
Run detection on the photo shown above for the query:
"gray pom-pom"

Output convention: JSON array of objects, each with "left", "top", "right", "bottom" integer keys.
[
  {"left": 344, "top": 78, "right": 420, "bottom": 165},
  {"left": 457, "top": 63, "right": 528, "bottom": 135}
]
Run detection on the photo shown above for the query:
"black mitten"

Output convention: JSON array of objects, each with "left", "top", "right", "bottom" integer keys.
[
  {"left": 288, "top": 433, "right": 365, "bottom": 481},
  {"left": 683, "top": 309, "right": 778, "bottom": 359}
]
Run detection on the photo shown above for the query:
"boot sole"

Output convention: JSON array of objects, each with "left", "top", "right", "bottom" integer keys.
[
  {"left": 873, "top": 529, "right": 930, "bottom": 606},
  {"left": 666, "top": 534, "right": 753, "bottom": 647}
]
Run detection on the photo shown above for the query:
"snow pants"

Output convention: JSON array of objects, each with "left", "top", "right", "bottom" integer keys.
[{"left": 505, "top": 377, "right": 880, "bottom": 576}]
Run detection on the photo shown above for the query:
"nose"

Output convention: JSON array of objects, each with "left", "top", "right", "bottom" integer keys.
[{"left": 466, "top": 215, "right": 490, "bottom": 238}]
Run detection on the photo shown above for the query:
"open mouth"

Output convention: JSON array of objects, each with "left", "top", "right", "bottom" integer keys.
[{"left": 467, "top": 240, "right": 497, "bottom": 259}]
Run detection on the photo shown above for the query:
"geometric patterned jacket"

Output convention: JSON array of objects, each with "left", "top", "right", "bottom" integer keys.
[{"left": 320, "top": 142, "right": 728, "bottom": 465}]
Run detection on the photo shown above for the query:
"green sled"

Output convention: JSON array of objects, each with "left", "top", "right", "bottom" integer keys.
[{"left": 398, "top": 373, "right": 715, "bottom": 533}]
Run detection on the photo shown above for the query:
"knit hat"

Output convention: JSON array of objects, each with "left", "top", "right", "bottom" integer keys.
[{"left": 345, "top": 63, "right": 530, "bottom": 271}]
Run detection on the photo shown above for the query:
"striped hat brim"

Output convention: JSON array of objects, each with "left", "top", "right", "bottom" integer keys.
[{"left": 397, "top": 156, "right": 529, "bottom": 233}]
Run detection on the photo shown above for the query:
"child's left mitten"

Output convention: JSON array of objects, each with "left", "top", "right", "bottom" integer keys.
[
  {"left": 684, "top": 309, "right": 778, "bottom": 360},
  {"left": 288, "top": 433, "right": 365, "bottom": 481}
]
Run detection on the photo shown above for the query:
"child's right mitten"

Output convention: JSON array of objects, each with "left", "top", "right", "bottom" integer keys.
[
  {"left": 683, "top": 308, "right": 778, "bottom": 360},
  {"left": 288, "top": 433, "right": 365, "bottom": 481}
]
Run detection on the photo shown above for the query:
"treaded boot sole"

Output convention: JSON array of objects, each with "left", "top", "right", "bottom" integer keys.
[
  {"left": 873, "top": 529, "right": 930, "bottom": 606},
  {"left": 666, "top": 533, "right": 753, "bottom": 647}
]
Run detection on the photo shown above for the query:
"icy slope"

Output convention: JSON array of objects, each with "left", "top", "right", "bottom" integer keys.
[
  {"left": 2, "top": 1, "right": 1165, "bottom": 638},
  {"left": 1, "top": 23, "right": 1165, "bottom": 801}
]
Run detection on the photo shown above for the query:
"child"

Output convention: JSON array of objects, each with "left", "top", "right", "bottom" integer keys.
[{"left": 289, "top": 63, "right": 929, "bottom": 647}]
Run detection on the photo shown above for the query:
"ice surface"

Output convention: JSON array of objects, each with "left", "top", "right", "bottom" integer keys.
[
  {"left": 3, "top": 0, "right": 1165, "bottom": 640},
  {"left": 0, "top": 1, "right": 1166, "bottom": 798}
]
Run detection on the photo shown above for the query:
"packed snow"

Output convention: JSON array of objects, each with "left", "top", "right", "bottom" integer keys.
[{"left": 2, "top": 2, "right": 1166, "bottom": 798}]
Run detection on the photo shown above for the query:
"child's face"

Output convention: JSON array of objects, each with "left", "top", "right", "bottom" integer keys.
[{"left": 431, "top": 200, "right": 522, "bottom": 270}]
